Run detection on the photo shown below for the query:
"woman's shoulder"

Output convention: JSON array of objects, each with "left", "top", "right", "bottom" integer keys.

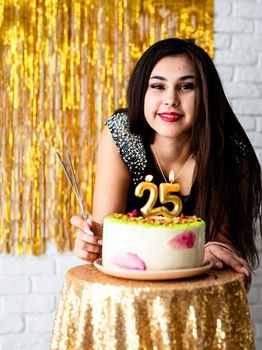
[
  {"left": 105, "top": 109, "right": 129, "bottom": 130},
  {"left": 105, "top": 110, "right": 147, "bottom": 184}
]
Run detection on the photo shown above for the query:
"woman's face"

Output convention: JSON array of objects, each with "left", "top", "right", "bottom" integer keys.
[{"left": 144, "top": 54, "right": 198, "bottom": 141}]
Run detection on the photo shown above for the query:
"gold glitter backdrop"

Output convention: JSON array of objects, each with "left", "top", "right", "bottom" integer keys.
[{"left": 0, "top": 0, "right": 214, "bottom": 255}]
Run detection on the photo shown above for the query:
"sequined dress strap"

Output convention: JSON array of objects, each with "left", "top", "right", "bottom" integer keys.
[{"left": 105, "top": 112, "right": 147, "bottom": 185}]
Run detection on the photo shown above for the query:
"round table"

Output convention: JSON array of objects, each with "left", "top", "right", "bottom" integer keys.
[{"left": 50, "top": 264, "right": 254, "bottom": 350}]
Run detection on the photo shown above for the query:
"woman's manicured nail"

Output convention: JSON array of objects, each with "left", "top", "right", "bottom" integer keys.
[
  {"left": 239, "top": 267, "right": 249, "bottom": 277},
  {"left": 70, "top": 217, "right": 78, "bottom": 225},
  {"left": 97, "top": 240, "right": 103, "bottom": 245},
  {"left": 214, "top": 261, "right": 223, "bottom": 269},
  {"left": 83, "top": 227, "right": 94, "bottom": 236},
  {"left": 87, "top": 215, "right": 93, "bottom": 224},
  {"left": 86, "top": 219, "right": 92, "bottom": 225}
]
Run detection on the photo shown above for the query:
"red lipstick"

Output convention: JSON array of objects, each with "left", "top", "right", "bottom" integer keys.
[{"left": 158, "top": 112, "right": 183, "bottom": 122}]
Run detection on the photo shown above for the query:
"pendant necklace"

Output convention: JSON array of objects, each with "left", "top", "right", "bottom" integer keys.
[{"left": 151, "top": 145, "right": 193, "bottom": 183}]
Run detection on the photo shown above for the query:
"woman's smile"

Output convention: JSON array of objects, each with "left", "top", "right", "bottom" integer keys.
[{"left": 157, "top": 111, "right": 184, "bottom": 122}]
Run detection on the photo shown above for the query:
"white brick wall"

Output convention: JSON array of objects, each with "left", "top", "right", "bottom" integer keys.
[
  {"left": 0, "top": 1, "right": 262, "bottom": 349},
  {"left": 215, "top": 1, "right": 262, "bottom": 349},
  {"left": 0, "top": 252, "right": 85, "bottom": 350}
]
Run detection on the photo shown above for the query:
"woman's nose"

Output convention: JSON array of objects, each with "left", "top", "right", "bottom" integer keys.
[
  {"left": 164, "top": 91, "right": 179, "bottom": 107},
  {"left": 164, "top": 100, "right": 179, "bottom": 107}
]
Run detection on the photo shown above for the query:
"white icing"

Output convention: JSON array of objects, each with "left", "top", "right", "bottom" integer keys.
[{"left": 102, "top": 217, "right": 205, "bottom": 270}]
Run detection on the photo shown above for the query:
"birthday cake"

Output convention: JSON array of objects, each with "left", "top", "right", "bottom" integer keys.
[{"left": 102, "top": 214, "right": 205, "bottom": 271}]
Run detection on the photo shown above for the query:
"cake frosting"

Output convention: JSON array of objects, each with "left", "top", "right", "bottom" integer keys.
[{"left": 102, "top": 214, "right": 205, "bottom": 271}]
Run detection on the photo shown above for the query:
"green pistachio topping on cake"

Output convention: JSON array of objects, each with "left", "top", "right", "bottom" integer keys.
[{"left": 106, "top": 213, "right": 205, "bottom": 227}]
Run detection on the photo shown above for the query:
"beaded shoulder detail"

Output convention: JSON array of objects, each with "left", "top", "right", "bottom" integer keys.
[{"left": 105, "top": 112, "right": 147, "bottom": 184}]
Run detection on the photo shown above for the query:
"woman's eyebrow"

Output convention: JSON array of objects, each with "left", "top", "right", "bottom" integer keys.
[
  {"left": 149, "top": 75, "right": 166, "bottom": 81},
  {"left": 149, "top": 74, "right": 195, "bottom": 81},
  {"left": 179, "top": 75, "right": 195, "bottom": 81}
]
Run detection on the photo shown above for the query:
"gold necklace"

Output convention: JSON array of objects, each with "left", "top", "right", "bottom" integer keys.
[{"left": 151, "top": 145, "right": 193, "bottom": 183}]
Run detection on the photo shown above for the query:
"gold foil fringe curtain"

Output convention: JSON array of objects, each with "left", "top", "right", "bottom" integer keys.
[{"left": 0, "top": 0, "right": 214, "bottom": 255}]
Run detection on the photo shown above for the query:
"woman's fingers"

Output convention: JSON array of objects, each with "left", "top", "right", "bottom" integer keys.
[
  {"left": 74, "top": 232, "right": 102, "bottom": 262},
  {"left": 203, "top": 249, "right": 224, "bottom": 269},
  {"left": 207, "top": 245, "right": 250, "bottom": 274},
  {"left": 75, "top": 230, "right": 99, "bottom": 245},
  {"left": 71, "top": 215, "right": 92, "bottom": 232},
  {"left": 76, "top": 231, "right": 102, "bottom": 251},
  {"left": 204, "top": 244, "right": 252, "bottom": 291},
  {"left": 71, "top": 215, "right": 102, "bottom": 262},
  {"left": 74, "top": 248, "right": 100, "bottom": 262}
]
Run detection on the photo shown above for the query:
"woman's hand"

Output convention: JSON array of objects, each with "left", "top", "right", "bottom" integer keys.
[
  {"left": 71, "top": 215, "right": 103, "bottom": 262},
  {"left": 204, "top": 242, "right": 252, "bottom": 291}
]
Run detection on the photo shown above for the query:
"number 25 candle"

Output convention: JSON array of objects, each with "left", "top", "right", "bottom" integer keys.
[{"left": 135, "top": 171, "right": 183, "bottom": 217}]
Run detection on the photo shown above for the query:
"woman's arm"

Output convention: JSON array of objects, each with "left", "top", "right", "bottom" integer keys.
[
  {"left": 71, "top": 125, "right": 130, "bottom": 262},
  {"left": 92, "top": 126, "right": 130, "bottom": 223}
]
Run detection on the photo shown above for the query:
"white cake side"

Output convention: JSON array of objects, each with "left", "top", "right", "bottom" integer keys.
[{"left": 102, "top": 215, "right": 205, "bottom": 270}]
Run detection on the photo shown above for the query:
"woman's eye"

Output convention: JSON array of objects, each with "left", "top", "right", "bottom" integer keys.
[
  {"left": 150, "top": 83, "right": 164, "bottom": 90},
  {"left": 179, "top": 83, "right": 194, "bottom": 91}
]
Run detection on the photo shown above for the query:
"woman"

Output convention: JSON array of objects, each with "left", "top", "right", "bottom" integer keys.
[{"left": 71, "top": 38, "right": 261, "bottom": 287}]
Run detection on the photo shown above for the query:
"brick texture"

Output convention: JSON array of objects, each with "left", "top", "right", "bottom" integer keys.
[{"left": 214, "top": 2, "right": 262, "bottom": 347}]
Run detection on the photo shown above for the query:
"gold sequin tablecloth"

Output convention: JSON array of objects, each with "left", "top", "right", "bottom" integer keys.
[{"left": 50, "top": 265, "right": 254, "bottom": 350}]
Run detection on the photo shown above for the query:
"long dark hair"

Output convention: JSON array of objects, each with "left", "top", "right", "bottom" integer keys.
[{"left": 125, "top": 38, "right": 262, "bottom": 268}]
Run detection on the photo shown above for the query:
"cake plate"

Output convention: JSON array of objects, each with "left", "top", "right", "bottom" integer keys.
[{"left": 94, "top": 259, "right": 213, "bottom": 281}]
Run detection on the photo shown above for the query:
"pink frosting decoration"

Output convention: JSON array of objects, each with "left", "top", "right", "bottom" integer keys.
[
  {"left": 111, "top": 252, "right": 146, "bottom": 270},
  {"left": 167, "top": 231, "right": 196, "bottom": 249},
  {"left": 129, "top": 209, "right": 139, "bottom": 217}
]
